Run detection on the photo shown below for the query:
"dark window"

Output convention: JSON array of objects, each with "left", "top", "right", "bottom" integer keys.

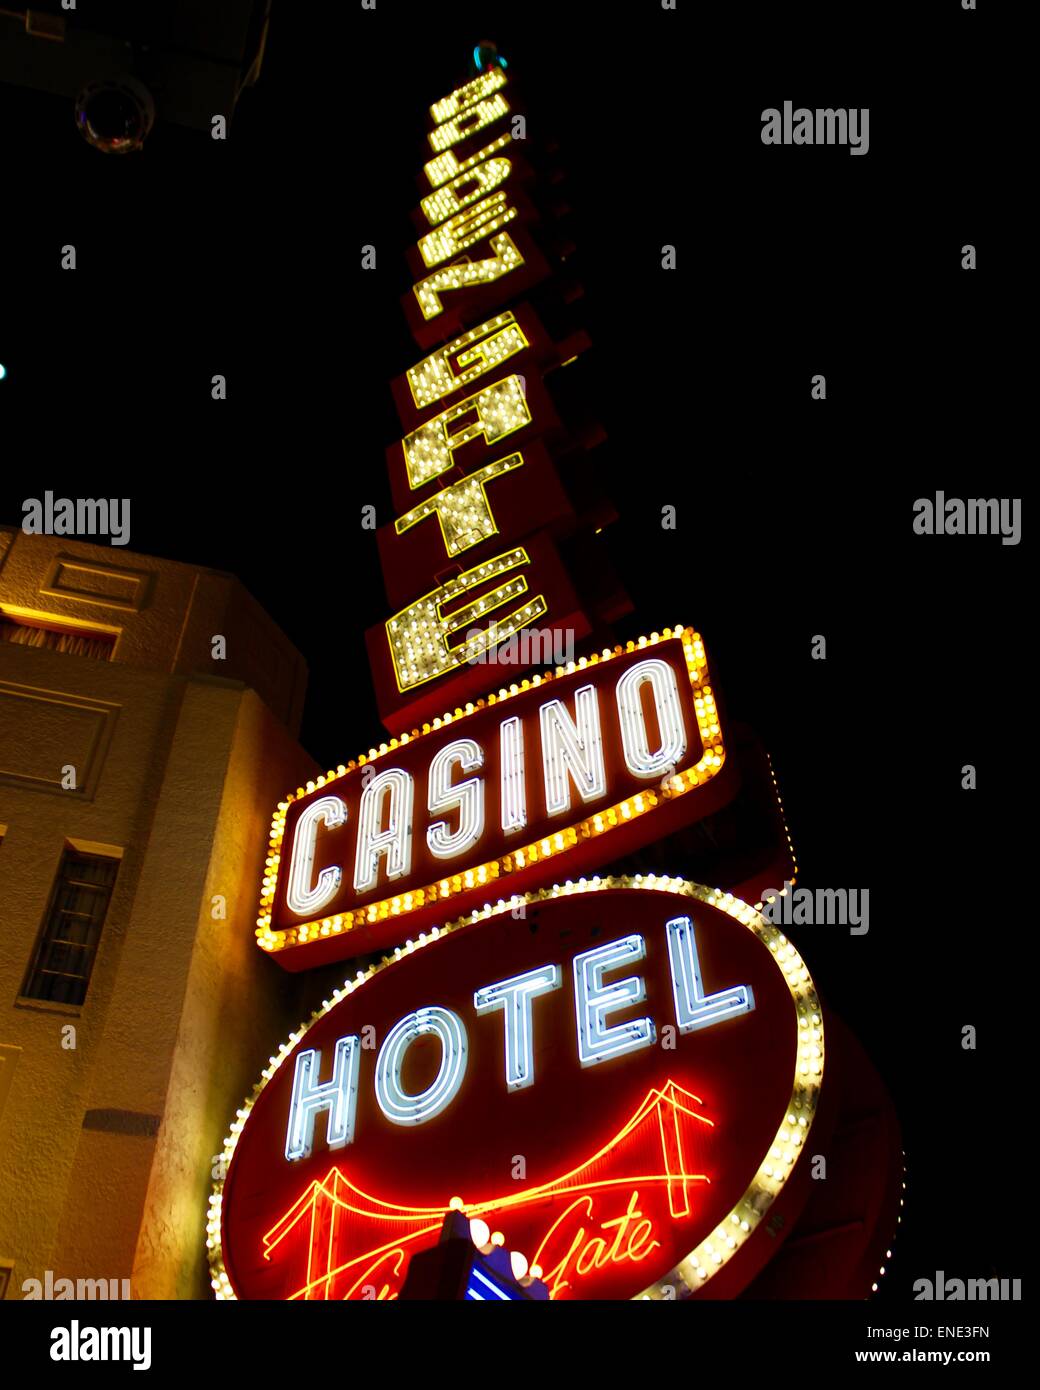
[
  {"left": 21, "top": 850, "right": 119, "bottom": 1006},
  {"left": 0, "top": 615, "right": 115, "bottom": 661}
]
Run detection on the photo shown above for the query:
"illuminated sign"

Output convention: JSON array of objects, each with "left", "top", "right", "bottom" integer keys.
[
  {"left": 401, "top": 226, "right": 551, "bottom": 349},
  {"left": 464, "top": 1265, "right": 527, "bottom": 1301},
  {"left": 213, "top": 878, "right": 825, "bottom": 1301},
  {"left": 384, "top": 363, "right": 565, "bottom": 515},
  {"left": 348, "top": 64, "right": 618, "bottom": 734},
  {"left": 376, "top": 441, "right": 576, "bottom": 611},
  {"left": 388, "top": 304, "right": 589, "bottom": 433},
  {"left": 398, "top": 70, "right": 557, "bottom": 349},
  {"left": 257, "top": 627, "right": 738, "bottom": 969},
  {"left": 213, "top": 54, "right": 901, "bottom": 1305},
  {"left": 367, "top": 531, "right": 596, "bottom": 735}
]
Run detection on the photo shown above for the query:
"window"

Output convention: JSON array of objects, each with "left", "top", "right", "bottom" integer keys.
[
  {"left": 0, "top": 612, "right": 116, "bottom": 661},
  {"left": 21, "top": 850, "right": 120, "bottom": 1006}
]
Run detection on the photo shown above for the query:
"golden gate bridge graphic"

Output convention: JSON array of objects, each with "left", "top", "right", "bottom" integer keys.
[{"left": 259, "top": 1079, "right": 714, "bottom": 1300}]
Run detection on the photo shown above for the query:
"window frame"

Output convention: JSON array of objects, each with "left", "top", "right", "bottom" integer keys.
[{"left": 19, "top": 843, "right": 122, "bottom": 1008}]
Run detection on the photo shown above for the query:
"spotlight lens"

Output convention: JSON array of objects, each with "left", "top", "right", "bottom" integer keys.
[
  {"left": 75, "top": 78, "right": 154, "bottom": 154},
  {"left": 85, "top": 89, "right": 142, "bottom": 145}
]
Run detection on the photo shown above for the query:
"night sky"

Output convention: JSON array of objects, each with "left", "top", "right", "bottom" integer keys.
[{"left": 0, "top": 1, "right": 1022, "bottom": 1301}]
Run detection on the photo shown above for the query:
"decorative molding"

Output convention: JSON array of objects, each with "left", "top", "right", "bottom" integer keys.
[
  {"left": 0, "top": 682, "right": 119, "bottom": 800},
  {"left": 40, "top": 555, "right": 154, "bottom": 612}
]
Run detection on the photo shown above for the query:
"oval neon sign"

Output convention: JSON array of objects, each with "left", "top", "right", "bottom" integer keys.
[{"left": 212, "top": 877, "right": 825, "bottom": 1301}]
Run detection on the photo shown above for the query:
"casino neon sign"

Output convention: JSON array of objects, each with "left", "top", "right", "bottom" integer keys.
[
  {"left": 258, "top": 627, "right": 738, "bottom": 969},
  {"left": 215, "top": 879, "right": 825, "bottom": 1301}
]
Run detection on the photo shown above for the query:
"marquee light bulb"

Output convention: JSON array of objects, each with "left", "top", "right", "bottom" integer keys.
[
  {"left": 490, "top": 1231, "right": 505, "bottom": 1247},
  {"left": 0, "top": 363, "right": 7, "bottom": 380},
  {"left": 470, "top": 1218, "right": 490, "bottom": 1248}
]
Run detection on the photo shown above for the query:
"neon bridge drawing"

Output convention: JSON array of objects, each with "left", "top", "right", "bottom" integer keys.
[{"left": 257, "top": 1079, "right": 714, "bottom": 1300}]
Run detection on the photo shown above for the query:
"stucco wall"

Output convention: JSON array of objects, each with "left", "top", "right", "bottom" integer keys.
[
  {"left": 0, "top": 527, "right": 308, "bottom": 733},
  {"left": 129, "top": 687, "right": 319, "bottom": 1299},
  {"left": 0, "top": 529, "right": 317, "bottom": 1299}
]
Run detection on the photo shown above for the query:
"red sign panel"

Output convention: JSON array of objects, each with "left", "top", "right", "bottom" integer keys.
[
  {"left": 257, "top": 627, "right": 738, "bottom": 969},
  {"left": 365, "top": 530, "right": 594, "bottom": 738},
  {"left": 383, "top": 364, "right": 566, "bottom": 519},
  {"left": 401, "top": 225, "right": 552, "bottom": 351},
  {"left": 388, "top": 303, "right": 586, "bottom": 434},
  {"left": 375, "top": 440, "right": 577, "bottom": 611},
  {"left": 214, "top": 880, "right": 826, "bottom": 1301}
]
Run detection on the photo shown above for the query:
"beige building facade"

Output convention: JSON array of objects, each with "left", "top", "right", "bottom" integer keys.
[{"left": 0, "top": 526, "right": 318, "bottom": 1299}]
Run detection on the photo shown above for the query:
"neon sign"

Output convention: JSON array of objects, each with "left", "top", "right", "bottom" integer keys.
[
  {"left": 216, "top": 879, "right": 825, "bottom": 1301},
  {"left": 281, "top": 914, "right": 751, "bottom": 1147},
  {"left": 368, "top": 63, "right": 603, "bottom": 733},
  {"left": 260, "top": 1080, "right": 711, "bottom": 1301},
  {"left": 257, "top": 628, "right": 739, "bottom": 969},
  {"left": 212, "top": 48, "right": 902, "bottom": 1301}
]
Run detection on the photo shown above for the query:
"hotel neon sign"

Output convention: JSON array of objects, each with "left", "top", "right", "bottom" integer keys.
[{"left": 216, "top": 879, "right": 825, "bottom": 1301}]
